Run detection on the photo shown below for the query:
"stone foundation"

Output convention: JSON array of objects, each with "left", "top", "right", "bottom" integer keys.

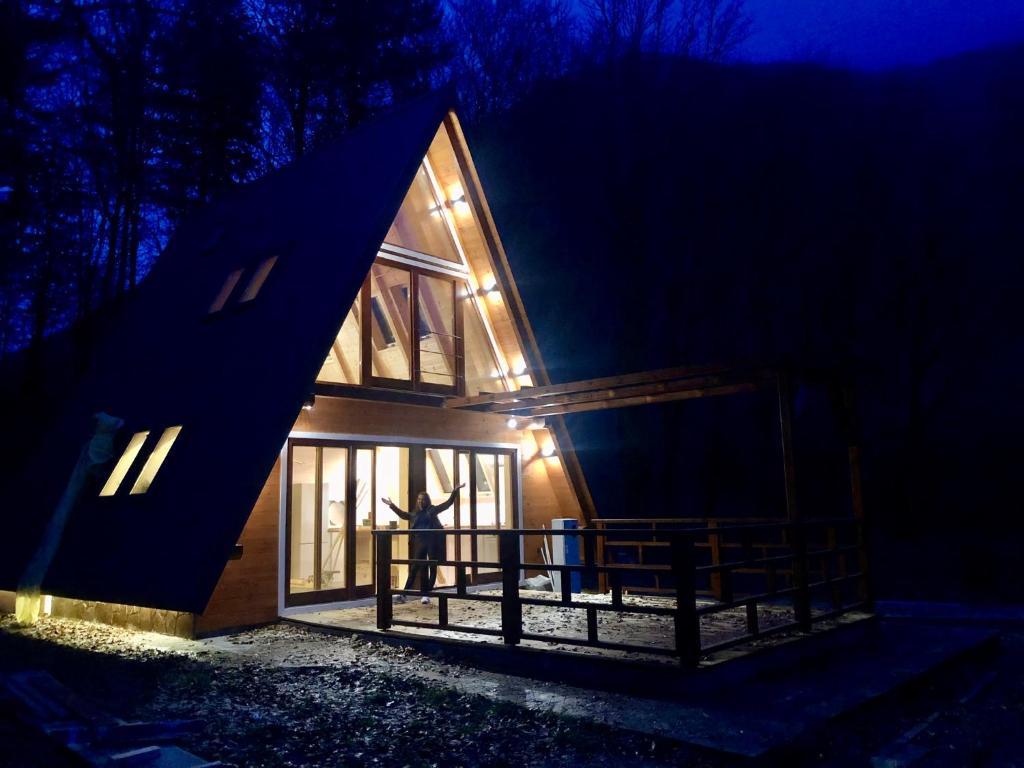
[{"left": 48, "top": 596, "right": 195, "bottom": 638}]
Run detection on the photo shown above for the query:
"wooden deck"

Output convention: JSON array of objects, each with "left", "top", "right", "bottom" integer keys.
[{"left": 287, "top": 589, "right": 872, "bottom": 666}]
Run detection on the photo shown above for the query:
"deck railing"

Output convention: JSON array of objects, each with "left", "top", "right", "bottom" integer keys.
[{"left": 373, "top": 518, "right": 870, "bottom": 665}]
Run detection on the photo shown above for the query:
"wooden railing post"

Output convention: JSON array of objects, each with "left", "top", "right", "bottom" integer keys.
[
  {"left": 671, "top": 534, "right": 701, "bottom": 666},
  {"left": 499, "top": 531, "right": 522, "bottom": 646},
  {"left": 375, "top": 531, "right": 393, "bottom": 631},
  {"left": 708, "top": 520, "right": 723, "bottom": 600}
]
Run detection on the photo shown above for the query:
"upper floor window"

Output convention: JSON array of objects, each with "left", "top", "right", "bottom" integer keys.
[{"left": 317, "top": 259, "right": 462, "bottom": 394}]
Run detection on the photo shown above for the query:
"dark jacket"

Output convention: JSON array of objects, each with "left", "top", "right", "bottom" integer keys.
[{"left": 387, "top": 491, "right": 457, "bottom": 530}]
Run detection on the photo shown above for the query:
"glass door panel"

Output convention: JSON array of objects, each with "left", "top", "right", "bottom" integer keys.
[
  {"left": 320, "top": 448, "right": 347, "bottom": 590},
  {"left": 375, "top": 446, "right": 410, "bottom": 589},
  {"left": 425, "top": 448, "right": 456, "bottom": 586},
  {"left": 475, "top": 453, "right": 499, "bottom": 575},
  {"left": 498, "top": 454, "right": 514, "bottom": 529},
  {"left": 458, "top": 452, "right": 473, "bottom": 581},
  {"left": 288, "top": 446, "right": 317, "bottom": 594},
  {"left": 354, "top": 448, "right": 374, "bottom": 589}
]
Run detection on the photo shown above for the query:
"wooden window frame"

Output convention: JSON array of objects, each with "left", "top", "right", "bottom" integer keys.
[{"left": 362, "top": 259, "right": 466, "bottom": 397}]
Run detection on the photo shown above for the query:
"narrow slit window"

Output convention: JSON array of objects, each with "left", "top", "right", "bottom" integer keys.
[
  {"left": 129, "top": 426, "right": 182, "bottom": 495},
  {"left": 238, "top": 256, "right": 278, "bottom": 303},
  {"left": 99, "top": 431, "right": 150, "bottom": 496},
  {"left": 209, "top": 269, "right": 244, "bottom": 313}
]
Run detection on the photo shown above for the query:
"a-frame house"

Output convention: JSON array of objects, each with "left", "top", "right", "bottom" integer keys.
[{"left": 0, "top": 93, "right": 592, "bottom": 637}]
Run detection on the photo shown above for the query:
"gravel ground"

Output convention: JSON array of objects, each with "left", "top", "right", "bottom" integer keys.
[
  {"left": 0, "top": 617, "right": 719, "bottom": 768},
  {"left": 1, "top": 616, "right": 1022, "bottom": 767}
]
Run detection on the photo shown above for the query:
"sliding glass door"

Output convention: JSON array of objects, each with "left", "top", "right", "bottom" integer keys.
[{"left": 285, "top": 439, "right": 518, "bottom": 606}]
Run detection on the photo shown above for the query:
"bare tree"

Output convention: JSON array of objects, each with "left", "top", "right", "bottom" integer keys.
[
  {"left": 582, "top": 0, "right": 751, "bottom": 62},
  {"left": 447, "top": 0, "right": 578, "bottom": 119}
]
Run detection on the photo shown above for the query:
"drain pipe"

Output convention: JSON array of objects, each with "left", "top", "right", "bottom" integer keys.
[{"left": 15, "top": 412, "right": 123, "bottom": 624}]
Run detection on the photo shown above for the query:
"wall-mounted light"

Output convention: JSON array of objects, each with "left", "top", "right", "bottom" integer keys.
[
  {"left": 448, "top": 184, "right": 470, "bottom": 215},
  {"left": 541, "top": 444, "right": 556, "bottom": 458},
  {"left": 449, "top": 194, "right": 470, "bottom": 215},
  {"left": 510, "top": 361, "right": 527, "bottom": 377},
  {"left": 302, "top": 394, "right": 315, "bottom": 411},
  {"left": 480, "top": 276, "right": 498, "bottom": 296},
  {"left": 528, "top": 418, "right": 546, "bottom": 430},
  {"left": 506, "top": 417, "right": 519, "bottom": 429}
]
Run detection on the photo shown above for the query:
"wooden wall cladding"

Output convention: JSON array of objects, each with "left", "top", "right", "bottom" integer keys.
[
  {"left": 194, "top": 456, "right": 282, "bottom": 636},
  {"left": 197, "top": 395, "right": 583, "bottom": 633}
]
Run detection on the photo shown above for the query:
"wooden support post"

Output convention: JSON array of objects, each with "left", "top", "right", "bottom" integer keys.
[
  {"left": 746, "top": 600, "right": 760, "bottom": 637},
  {"left": 708, "top": 520, "right": 723, "bottom": 600},
  {"left": 778, "top": 370, "right": 812, "bottom": 632},
  {"left": 842, "top": 382, "right": 874, "bottom": 610},
  {"left": 456, "top": 563, "right": 467, "bottom": 596},
  {"left": 438, "top": 595, "right": 448, "bottom": 628},
  {"left": 586, "top": 607, "right": 598, "bottom": 643},
  {"left": 610, "top": 570, "right": 623, "bottom": 609},
  {"left": 826, "top": 526, "right": 842, "bottom": 609},
  {"left": 499, "top": 531, "right": 522, "bottom": 646},
  {"left": 671, "top": 535, "right": 701, "bottom": 666},
  {"left": 582, "top": 533, "right": 598, "bottom": 593},
  {"left": 375, "top": 532, "right": 393, "bottom": 631}
]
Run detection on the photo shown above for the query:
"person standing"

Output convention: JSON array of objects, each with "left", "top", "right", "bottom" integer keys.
[{"left": 382, "top": 484, "right": 463, "bottom": 604}]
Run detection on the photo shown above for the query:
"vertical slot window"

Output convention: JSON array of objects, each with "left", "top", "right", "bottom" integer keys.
[
  {"left": 239, "top": 256, "right": 278, "bottom": 302},
  {"left": 129, "top": 426, "right": 183, "bottom": 495},
  {"left": 209, "top": 269, "right": 243, "bottom": 313},
  {"left": 99, "top": 431, "right": 150, "bottom": 497}
]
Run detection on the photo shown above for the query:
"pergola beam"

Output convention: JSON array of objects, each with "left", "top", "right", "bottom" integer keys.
[{"left": 446, "top": 364, "right": 776, "bottom": 416}]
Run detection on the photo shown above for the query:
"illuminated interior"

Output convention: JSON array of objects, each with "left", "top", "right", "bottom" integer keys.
[{"left": 316, "top": 291, "right": 361, "bottom": 384}]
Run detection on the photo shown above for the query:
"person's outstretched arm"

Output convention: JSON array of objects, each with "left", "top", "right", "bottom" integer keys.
[
  {"left": 381, "top": 497, "right": 411, "bottom": 520},
  {"left": 433, "top": 483, "right": 465, "bottom": 514}
]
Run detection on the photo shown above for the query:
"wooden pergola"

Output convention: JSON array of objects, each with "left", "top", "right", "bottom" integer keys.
[{"left": 446, "top": 361, "right": 872, "bottom": 623}]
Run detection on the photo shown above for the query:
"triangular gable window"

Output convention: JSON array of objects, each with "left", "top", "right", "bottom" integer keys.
[{"left": 384, "top": 164, "right": 461, "bottom": 264}]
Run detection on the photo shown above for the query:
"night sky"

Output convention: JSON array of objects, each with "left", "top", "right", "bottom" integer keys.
[{"left": 739, "top": 0, "right": 1024, "bottom": 68}]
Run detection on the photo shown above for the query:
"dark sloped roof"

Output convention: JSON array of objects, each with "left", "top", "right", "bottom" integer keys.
[{"left": 0, "top": 92, "right": 452, "bottom": 612}]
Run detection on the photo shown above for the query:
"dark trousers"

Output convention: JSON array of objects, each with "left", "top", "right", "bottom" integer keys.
[{"left": 404, "top": 531, "right": 444, "bottom": 594}]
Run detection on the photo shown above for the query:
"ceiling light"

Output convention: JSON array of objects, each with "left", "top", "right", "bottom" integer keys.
[{"left": 506, "top": 418, "right": 518, "bottom": 429}]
